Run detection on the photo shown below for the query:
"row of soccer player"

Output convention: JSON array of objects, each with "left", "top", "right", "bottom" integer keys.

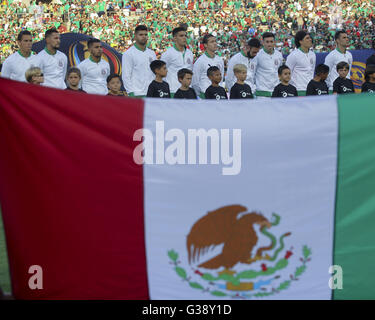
[{"left": 2, "top": 25, "right": 375, "bottom": 97}]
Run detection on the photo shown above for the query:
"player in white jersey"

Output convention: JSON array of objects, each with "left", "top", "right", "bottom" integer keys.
[
  {"left": 78, "top": 38, "right": 110, "bottom": 95},
  {"left": 1, "top": 30, "right": 37, "bottom": 82},
  {"left": 324, "top": 30, "right": 353, "bottom": 91},
  {"left": 226, "top": 38, "right": 261, "bottom": 96},
  {"left": 253, "top": 32, "right": 284, "bottom": 97},
  {"left": 161, "top": 27, "right": 194, "bottom": 97},
  {"left": 122, "top": 25, "right": 157, "bottom": 97},
  {"left": 35, "top": 28, "right": 68, "bottom": 89},
  {"left": 285, "top": 30, "right": 316, "bottom": 96},
  {"left": 192, "top": 34, "right": 225, "bottom": 98}
]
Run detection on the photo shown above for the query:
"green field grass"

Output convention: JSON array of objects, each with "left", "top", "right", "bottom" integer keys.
[{"left": 0, "top": 209, "right": 11, "bottom": 294}]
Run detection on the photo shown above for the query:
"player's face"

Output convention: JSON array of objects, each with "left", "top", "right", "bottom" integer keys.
[
  {"left": 18, "top": 35, "right": 33, "bottom": 54},
  {"left": 235, "top": 70, "right": 247, "bottom": 82},
  {"left": 263, "top": 36, "right": 275, "bottom": 52},
  {"left": 337, "top": 33, "right": 350, "bottom": 48},
  {"left": 248, "top": 46, "right": 260, "bottom": 58},
  {"left": 300, "top": 35, "right": 313, "bottom": 49},
  {"left": 174, "top": 31, "right": 187, "bottom": 47},
  {"left": 89, "top": 42, "right": 103, "bottom": 58},
  {"left": 135, "top": 30, "right": 148, "bottom": 46},
  {"left": 47, "top": 32, "right": 60, "bottom": 49},
  {"left": 338, "top": 68, "right": 349, "bottom": 78},
  {"left": 157, "top": 65, "right": 168, "bottom": 77},
  {"left": 205, "top": 37, "right": 217, "bottom": 52},
  {"left": 210, "top": 70, "right": 222, "bottom": 84},
  {"left": 280, "top": 69, "right": 291, "bottom": 83},
  {"left": 108, "top": 77, "right": 122, "bottom": 92},
  {"left": 180, "top": 73, "right": 192, "bottom": 87},
  {"left": 67, "top": 73, "right": 80, "bottom": 87}
]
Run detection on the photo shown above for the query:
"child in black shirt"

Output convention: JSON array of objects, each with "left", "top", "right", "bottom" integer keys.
[
  {"left": 306, "top": 64, "right": 329, "bottom": 96},
  {"left": 361, "top": 65, "right": 375, "bottom": 93},
  {"left": 230, "top": 63, "right": 253, "bottom": 99},
  {"left": 147, "top": 60, "right": 171, "bottom": 98},
  {"left": 204, "top": 66, "right": 227, "bottom": 100},
  {"left": 272, "top": 65, "right": 298, "bottom": 98},
  {"left": 174, "top": 68, "right": 197, "bottom": 99},
  {"left": 333, "top": 61, "right": 354, "bottom": 94},
  {"left": 65, "top": 67, "right": 86, "bottom": 92}
]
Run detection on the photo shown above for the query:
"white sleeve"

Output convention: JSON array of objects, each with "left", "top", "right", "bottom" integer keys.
[
  {"left": 252, "top": 56, "right": 258, "bottom": 85},
  {"left": 63, "top": 54, "right": 68, "bottom": 79},
  {"left": 192, "top": 58, "right": 202, "bottom": 95},
  {"left": 0, "top": 58, "right": 12, "bottom": 79},
  {"left": 219, "top": 58, "right": 225, "bottom": 88},
  {"left": 324, "top": 53, "right": 335, "bottom": 87},
  {"left": 121, "top": 50, "right": 134, "bottom": 94},
  {"left": 285, "top": 51, "right": 297, "bottom": 73},
  {"left": 161, "top": 50, "right": 170, "bottom": 67},
  {"left": 225, "top": 57, "right": 235, "bottom": 90}
]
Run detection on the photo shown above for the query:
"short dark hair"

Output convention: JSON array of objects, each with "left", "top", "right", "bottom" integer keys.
[
  {"left": 336, "top": 61, "right": 350, "bottom": 71},
  {"left": 295, "top": 30, "right": 309, "bottom": 48},
  {"left": 17, "top": 30, "right": 32, "bottom": 41},
  {"left": 177, "top": 68, "right": 193, "bottom": 80},
  {"left": 262, "top": 32, "right": 275, "bottom": 40},
  {"left": 207, "top": 66, "right": 220, "bottom": 77},
  {"left": 202, "top": 34, "right": 215, "bottom": 44},
  {"left": 365, "top": 65, "right": 375, "bottom": 81},
  {"left": 335, "top": 30, "right": 347, "bottom": 41},
  {"left": 150, "top": 60, "right": 166, "bottom": 74},
  {"left": 172, "top": 27, "right": 186, "bottom": 37},
  {"left": 278, "top": 65, "right": 290, "bottom": 75},
  {"left": 315, "top": 64, "right": 330, "bottom": 75},
  {"left": 45, "top": 28, "right": 59, "bottom": 39},
  {"left": 107, "top": 74, "right": 122, "bottom": 83},
  {"left": 66, "top": 67, "right": 81, "bottom": 79},
  {"left": 247, "top": 38, "right": 261, "bottom": 48},
  {"left": 135, "top": 25, "right": 148, "bottom": 34},
  {"left": 87, "top": 38, "right": 101, "bottom": 48}
]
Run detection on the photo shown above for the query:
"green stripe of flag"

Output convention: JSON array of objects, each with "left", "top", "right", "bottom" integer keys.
[{"left": 334, "top": 93, "right": 375, "bottom": 299}]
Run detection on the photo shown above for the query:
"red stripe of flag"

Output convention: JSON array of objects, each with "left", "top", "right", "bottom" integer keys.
[{"left": 0, "top": 79, "right": 148, "bottom": 299}]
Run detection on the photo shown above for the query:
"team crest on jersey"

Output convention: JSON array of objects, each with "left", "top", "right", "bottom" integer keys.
[
  {"left": 241, "top": 92, "right": 247, "bottom": 98},
  {"left": 187, "top": 58, "right": 191, "bottom": 65},
  {"left": 317, "top": 90, "right": 322, "bottom": 95},
  {"left": 101, "top": 69, "right": 107, "bottom": 76},
  {"left": 251, "top": 64, "right": 255, "bottom": 70},
  {"left": 215, "top": 94, "right": 221, "bottom": 100},
  {"left": 310, "top": 58, "right": 314, "bottom": 65},
  {"left": 159, "top": 91, "right": 164, "bottom": 98},
  {"left": 274, "top": 60, "right": 279, "bottom": 66},
  {"left": 58, "top": 60, "right": 63, "bottom": 67},
  {"left": 282, "top": 91, "right": 288, "bottom": 98}
]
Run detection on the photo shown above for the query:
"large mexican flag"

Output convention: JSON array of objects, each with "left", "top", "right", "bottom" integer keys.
[{"left": 0, "top": 78, "right": 374, "bottom": 300}]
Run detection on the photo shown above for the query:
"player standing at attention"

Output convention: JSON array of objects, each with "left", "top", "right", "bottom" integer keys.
[
  {"left": 122, "top": 25, "right": 157, "bottom": 97},
  {"left": 35, "top": 28, "right": 68, "bottom": 89},
  {"left": 78, "top": 38, "right": 110, "bottom": 95},
  {"left": 1, "top": 30, "right": 37, "bottom": 82},
  {"left": 285, "top": 30, "right": 316, "bottom": 96},
  {"left": 161, "top": 27, "right": 194, "bottom": 97},
  {"left": 226, "top": 38, "right": 261, "bottom": 96},
  {"left": 253, "top": 32, "right": 284, "bottom": 97},
  {"left": 324, "top": 30, "right": 353, "bottom": 92},
  {"left": 192, "top": 34, "right": 224, "bottom": 99}
]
